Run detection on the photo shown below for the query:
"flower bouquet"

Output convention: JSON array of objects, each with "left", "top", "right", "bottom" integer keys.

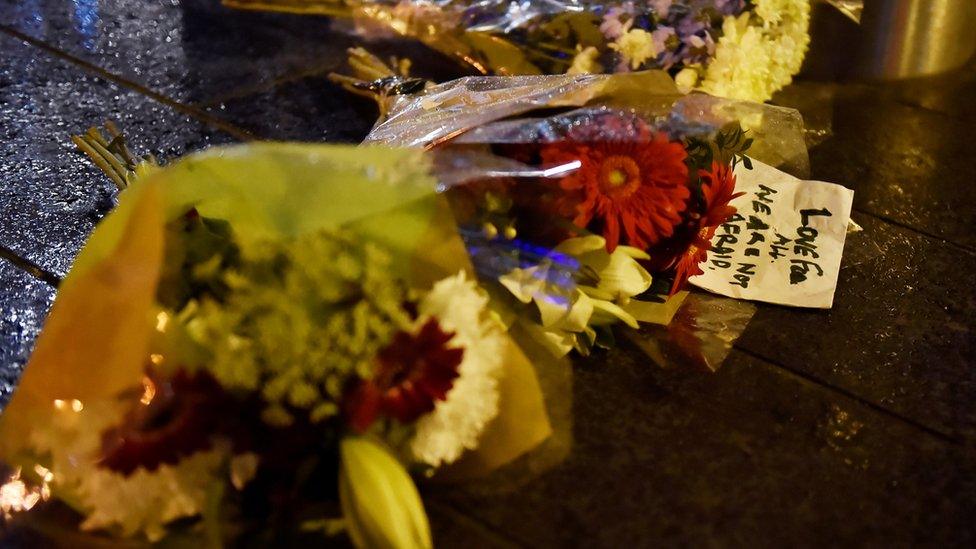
[
  {"left": 362, "top": 69, "right": 851, "bottom": 352},
  {"left": 0, "top": 66, "right": 854, "bottom": 545},
  {"left": 0, "top": 145, "right": 554, "bottom": 546},
  {"left": 224, "top": 0, "right": 812, "bottom": 102}
]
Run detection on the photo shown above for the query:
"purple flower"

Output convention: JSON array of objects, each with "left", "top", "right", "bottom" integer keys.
[
  {"left": 600, "top": 3, "right": 636, "bottom": 40},
  {"left": 675, "top": 13, "right": 707, "bottom": 37},
  {"left": 651, "top": 26, "right": 677, "bottom": 63},
  {"left": 715, "top": 0, "right": 747, "bottom": 16},
  {"left": 648, "top": 0, "right": 673, "bottom": 19}
]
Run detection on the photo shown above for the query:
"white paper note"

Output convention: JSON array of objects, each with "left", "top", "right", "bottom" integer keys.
[{"left": 690, "top": 159, "right": 855, "bottom": 308}]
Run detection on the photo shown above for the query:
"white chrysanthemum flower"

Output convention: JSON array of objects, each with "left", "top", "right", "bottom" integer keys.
[
  {"left": 700, "top": 0, "right": 811, "bottom": 102},
  {"left": 410, "top": 271, "right": 505, "bottom": 467},
  {"left": 28, "top": 401, "right": 231, "bottom": 542},
  {"left": 77, "top": 447, "right": 228, "bottom": 541}
]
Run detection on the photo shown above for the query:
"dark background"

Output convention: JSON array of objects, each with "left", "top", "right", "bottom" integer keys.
[{"left": 1, "top": 0, "right": 974, "bottom": 546}]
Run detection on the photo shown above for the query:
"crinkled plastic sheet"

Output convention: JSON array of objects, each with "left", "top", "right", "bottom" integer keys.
[
  {"left": 229, "top": 0, "right": 748, "bottom": 76},
  {"left": 770, "top": 82, "right": 839, "bottom": 150},
  {"left": 366, "top": 72, "right": 810, "bottom": 177},
  {"left": 230, "top": 0, "right": 860, "bottom": 34},
  {"left": 412, "top": 0, "right": 593, "bottom": 34},
  {"left": 624, "top": 292, "right": 757, "bottom": 372}
]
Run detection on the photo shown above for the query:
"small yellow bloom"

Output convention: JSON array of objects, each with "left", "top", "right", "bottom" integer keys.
[
  {"left": 567, "top": 46, "right": 602, "bottom": 75},
  {"left": 674, "top": 67, "right": 700, "bottom": 94},
  {"left": 611, "top": 29, "right": 658, "bottom": 70}
]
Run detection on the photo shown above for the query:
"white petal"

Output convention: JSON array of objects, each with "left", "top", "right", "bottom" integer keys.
[
  {"left": 590, "top": 299, "right": 640, "bottom": 329},
  {"left": 594, "top": 252, "right": 653, "bottom": 297},
  {"left": 553, "top": 235, "right": 607, "bottom": 256}
]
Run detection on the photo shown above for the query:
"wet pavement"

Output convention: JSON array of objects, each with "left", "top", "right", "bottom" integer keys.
[{"left": 1, "top": 0, "right": 974, "bottom": 546}]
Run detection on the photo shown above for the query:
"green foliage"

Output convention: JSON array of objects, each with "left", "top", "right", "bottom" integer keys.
[
  {"left": 685, "top": 122, "right": 755, "bottom": 172},
  {"left": 157, "top": 214, "right": 239, "bottom": 310},
  {"left": 174, "top": 228, "right": 412, "bottom": 426}
]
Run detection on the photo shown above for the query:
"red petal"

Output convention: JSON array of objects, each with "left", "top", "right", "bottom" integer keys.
[{"left": 345, "top": 381, "right": 382, "bottom": 433}]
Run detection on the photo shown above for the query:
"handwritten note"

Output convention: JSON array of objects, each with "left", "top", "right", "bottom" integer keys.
[{"left": 690, "top": 159, "right": 854, "bottom": 309}]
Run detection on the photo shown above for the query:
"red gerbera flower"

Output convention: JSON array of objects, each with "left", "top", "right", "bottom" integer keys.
[
  {"left": 99, "top": 370, "right": 227, "bottom": 475},
  {"left": 670, "top": 161, "right": 744, "bottom": 295},
  {"left": 345, "top": 318, "right": 464, "bottom": 433},
  {"left": 540, "top": 119, "right": 690, "bottom": 252}
]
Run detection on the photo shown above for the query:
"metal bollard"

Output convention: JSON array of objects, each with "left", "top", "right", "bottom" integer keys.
[{"left": 855, "top": 0, "right": 976, "bottom": 79}]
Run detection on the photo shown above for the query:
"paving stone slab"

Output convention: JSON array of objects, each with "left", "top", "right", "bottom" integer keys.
[
  {"left": 736, "top": 214, "right": 976, "bottom": 440},
  {"left": 0, "top": 33, "right": 234, "bottom": 276},
  {"left": 1, "top": 0, "right": 353, "bottom": 105},
  {"left": 431, "top": 346, "right": 976, "bottom": 547},
  {"left": 804, "top": 84, "right": 976, "bottom": 250},
  {"left": 0, "top": 260, "right": 53, "bottom": 406}
]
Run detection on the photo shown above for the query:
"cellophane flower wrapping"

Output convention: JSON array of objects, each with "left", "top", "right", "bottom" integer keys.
[
  {"left": 0, "top": 144, "right": 553, "bottom": 546},
  {"left": 224, "top": 0, "right": 812, "bottom": 102},
  {"left": 364, "top": 70, "right": 808, "bottom": 359}
]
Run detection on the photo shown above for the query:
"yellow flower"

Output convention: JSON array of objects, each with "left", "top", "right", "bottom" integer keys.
[
  {"left": 499, "top": 235, "right": 652, "bottom": 356},
  {"left": 674, "top": 67, "right": 700, "bottom": 94},
  {"left": 567, "top": 46, "right": 602, "bottom": 75},
  {"left": 700, "top": 0, "right": 811, "bottom": 102},
  {"left": 611, "top": 29, "right": 658, "bottom": 70}
]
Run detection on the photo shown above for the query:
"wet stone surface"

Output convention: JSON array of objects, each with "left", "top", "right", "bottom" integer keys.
[
  {"left": 807, "top": 84, "right": 976, "bottom": 250},
  {"left": 1, "top": 0, "right": 350, "bottom": 106},
  {"left": 0, "top": 32, "right": 234, "bottom": 275},
  {"left": 0, "top": 261, "right": 53, "bottom": 405},
  {"left": 735, "top": 213, "right": 976, "bottom": 439},
  {"left": 429, "top": 348, "right": 976, "bottom": 546},
  {"left": 202, "top": 33, "right": 473, "bottom": 142},
  {"left": 208, "top": 73, "right": 377, "bottom": 143}
]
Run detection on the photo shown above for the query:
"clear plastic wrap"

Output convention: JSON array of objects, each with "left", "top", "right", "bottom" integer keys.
[
  {"left": 821, "top": 0, "right": 862, "bottom": 23},
  {"left": 366, "top": 71, "right": 810, "bottom": 176},
  {"left": 226, "top": 0, "right": 813, "bottom": 102},
  {"left": 624, "top": 292, "right": 757, "bottom": 371}
]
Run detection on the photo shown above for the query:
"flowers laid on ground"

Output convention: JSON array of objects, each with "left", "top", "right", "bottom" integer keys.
[
  {"left": 0, "top": 145, "right": 551, "bottom": 546},
  {"left": 0, "top": 63, "right": 840, "bottom": 544},
  {"left": 426, "top": 108, "right": 751, "bottom": 355},
  {"left": 500, "top": 234, "right": 654, "bottom": 356},
  {"left": 224, "top": 0, "right": 811, "bottom": 102}
]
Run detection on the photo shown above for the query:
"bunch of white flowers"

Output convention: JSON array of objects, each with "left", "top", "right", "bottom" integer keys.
[
  {"left": 409, "top": 271, "right": 507, "bottom": 467},
  {"left": 699, "top": 0, "right": 811, "bottom": 102}
]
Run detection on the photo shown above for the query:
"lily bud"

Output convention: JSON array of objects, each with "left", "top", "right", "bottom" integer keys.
[{"left": 339, "top": 437, "right": 432, "bottom": 549}]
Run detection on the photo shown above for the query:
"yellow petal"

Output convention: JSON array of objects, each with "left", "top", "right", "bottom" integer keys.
[
  {"left": 590, "top": 299, "right": 640, "bottom": 329},
  {"left": 553, "top": 235, "right": 606, "bottom": 256}
]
